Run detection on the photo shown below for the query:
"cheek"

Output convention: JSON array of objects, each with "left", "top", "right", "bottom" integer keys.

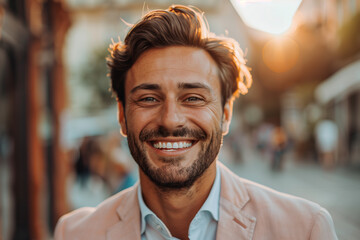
[
  {"left": 188, "top": 107, "right": 223, "bottom": 133},
  {"left": 125, "top": 108, "right": 157, "bottom": 133}
]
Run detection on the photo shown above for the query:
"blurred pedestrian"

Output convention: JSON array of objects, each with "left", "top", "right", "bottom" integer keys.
[
  {"left": 270, "top": 126, "right": 288, "bottom": 171},
  {"left": 74, "top": 136, "right": 92, "bottom": 187},
  {"left": 315, "top": 119, "right": 338, "bottom": 170},
  {"left": 70, "top": 136, "right": 111, "bottom": 209},
  {"left": 103, "top": 132, "right": 136, "bottom": 193},
  {"left": 255, "top": 122, "right": 274, "bottom": 160}
]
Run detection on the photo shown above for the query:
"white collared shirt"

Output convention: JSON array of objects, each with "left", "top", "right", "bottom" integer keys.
[{"left": 138, "top": 166, "right": 221, "bottom": 240}]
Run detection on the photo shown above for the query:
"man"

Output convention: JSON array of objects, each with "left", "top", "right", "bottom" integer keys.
[{"left": 55, "top": 5, "right": 338, "bottom": 240}]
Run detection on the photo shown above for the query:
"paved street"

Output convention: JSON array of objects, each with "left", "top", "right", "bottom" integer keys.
[{"left": 220, "top": 138, "right": 360, "bottom": 240}]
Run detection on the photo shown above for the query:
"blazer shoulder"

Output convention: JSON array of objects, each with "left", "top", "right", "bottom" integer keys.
[
  {"left": 218, "top": 162, "right": 338, "bottom": 239},
  {"left": 220, "top": 162, "right": 322, "bottom": 212},
  {"left": 241, "top": 178, "right": 338, "bottom": 239},
  {"left": 54, "top": 184, "right": 138, "bottom": 239},
  {"left": 243, "top": 177, "right": 321, "bottom": 211}
]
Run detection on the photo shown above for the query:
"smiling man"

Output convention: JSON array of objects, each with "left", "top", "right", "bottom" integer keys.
[
  {"left": 55, "top": 5, "right": 338, "bottom": 240},
  {"left": 124, "top": 47, "right": 224, "bottom": 193}
]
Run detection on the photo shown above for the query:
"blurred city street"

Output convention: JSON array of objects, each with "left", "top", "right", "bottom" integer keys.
[
  {"left": 1, "top": 0, "right": 360, "bottom": 239},
  {"left": 220, "top": 137, "right": 360, "bottom": 240}
]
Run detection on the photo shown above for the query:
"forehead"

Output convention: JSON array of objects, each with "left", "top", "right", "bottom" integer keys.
[{"left": 127, "top": 46, "right": 219, "bottom": 87}]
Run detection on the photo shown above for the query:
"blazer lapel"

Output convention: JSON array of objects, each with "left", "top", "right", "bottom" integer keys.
[
  {"left": 107, "top": 183, "right": 142, "bottom": 240},
  {"left": 217, "top": 198, "right": 256, "bottom": 240},
  {"left": 217, "top": 162, "right": 257, "bottom": 240}
]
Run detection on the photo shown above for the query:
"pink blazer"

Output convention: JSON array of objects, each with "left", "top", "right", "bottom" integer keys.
[{"left": 54, "top": 162, "right": 338, "bottom": 239}]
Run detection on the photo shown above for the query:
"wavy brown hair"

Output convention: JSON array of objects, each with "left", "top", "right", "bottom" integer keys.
[{"left": 107, "top": 5, "right": 252, "bottom": 106}]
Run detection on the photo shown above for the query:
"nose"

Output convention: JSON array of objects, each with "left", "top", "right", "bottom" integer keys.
[{"left": 158, "top": 100, "right": 186, "bottom": 130}]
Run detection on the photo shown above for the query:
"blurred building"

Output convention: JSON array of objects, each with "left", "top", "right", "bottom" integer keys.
[
  {"left": 0, "top": 0, "right": 70, "bottom": 239},
  {"left": 311, "top": 0, "right": 360, "bottom": 166},
  {"left": 313, "top": 0, "right": 360, "bottom": 166},
  {"left": 315, "top": 60, "right": 360, "bottom": 166},
  {"left": 237, "top": 0, "right": 360, "bottom": 165}
]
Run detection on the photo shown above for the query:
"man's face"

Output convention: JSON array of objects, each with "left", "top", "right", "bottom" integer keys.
[{"left": 118, "top": 46, "right": 232, "bottom": 189}]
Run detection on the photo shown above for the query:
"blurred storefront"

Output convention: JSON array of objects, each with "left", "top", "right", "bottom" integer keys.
[
  {"left": 315, "top": 60, "right": 360, "bottom": 166},
  {"left": 0, "top": 0, "right": 70, "bottom": 239}
]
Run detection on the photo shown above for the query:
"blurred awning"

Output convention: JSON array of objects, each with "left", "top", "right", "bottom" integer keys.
[{"left": 315, "top": 60, "right": 360, "bottom": 104}]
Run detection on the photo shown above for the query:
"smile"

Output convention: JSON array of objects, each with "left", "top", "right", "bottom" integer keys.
[{"left": 151, "top": 141, "right": 194, "bottom": 150}]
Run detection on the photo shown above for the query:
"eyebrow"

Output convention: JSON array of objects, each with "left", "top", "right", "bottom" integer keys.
[
  {"left": 130, "top": 83, "right": 161, "bottom": 93},
  {"left": 130, "top": 82, "right": 212, "bottom": 93},
  {"left": 178, "top": 82, "right": 212, "bottom": 92}
]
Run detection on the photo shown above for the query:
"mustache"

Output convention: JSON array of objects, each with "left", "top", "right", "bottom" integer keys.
[{"left": 139, "top": 126, "right": 207, "bottom": 142}]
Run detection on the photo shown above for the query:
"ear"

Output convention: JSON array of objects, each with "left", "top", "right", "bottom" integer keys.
[
  {"left": 117, "top": 101, "right": 127, "bottom": 137},
  {"left": 222, "top": 100, "right": 233, "bottom": 135}
]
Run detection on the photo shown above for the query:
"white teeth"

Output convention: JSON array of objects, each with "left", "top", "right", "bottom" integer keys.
[{"left": 153, "top": 141, "right": 192, "bottom": 149}]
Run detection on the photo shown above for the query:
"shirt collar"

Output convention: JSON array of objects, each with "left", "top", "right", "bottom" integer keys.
[
  {"left": 137, "top": 165, "right": 221, "bottom": 234},
  {"left": 137, "top": 184, "right": 153, "bottom": 234},
  {"left": 198, "top": 165, "right": 221, "bottom": 221}
]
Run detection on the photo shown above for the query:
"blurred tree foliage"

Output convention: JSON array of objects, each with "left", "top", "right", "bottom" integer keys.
[
  {"left": 80, "top": 45, "right": 115, "bottom": 110},
  {"left": 337, "top": 11, "right": 360, "bottom": 58}
]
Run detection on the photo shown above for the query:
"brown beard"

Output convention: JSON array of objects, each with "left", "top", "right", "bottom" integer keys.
[{"left": 126, "top": 125, "right": 222, "bottom": 191}]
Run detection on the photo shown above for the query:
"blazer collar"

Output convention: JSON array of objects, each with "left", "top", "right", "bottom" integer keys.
[
  {"left": 217, "top": 162, "right": 256, "bottom": 240},
  {"left": 106, "top": 163, "right": 256, "bottom": 240},
  {"left": 106, "top": 183, "right": 141, "bottom": 240}
]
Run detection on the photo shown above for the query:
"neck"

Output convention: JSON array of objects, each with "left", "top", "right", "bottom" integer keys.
[{"left": 140, "top": 162, "right": 217, "bottom": 239}]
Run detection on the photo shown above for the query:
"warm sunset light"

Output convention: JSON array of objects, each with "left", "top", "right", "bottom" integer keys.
[
  {"left": 262, "top": 36, "right": 299, "bottom": 73},
  {"left": 230, "top": 0, "right": 302, "bottom": 35}
]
